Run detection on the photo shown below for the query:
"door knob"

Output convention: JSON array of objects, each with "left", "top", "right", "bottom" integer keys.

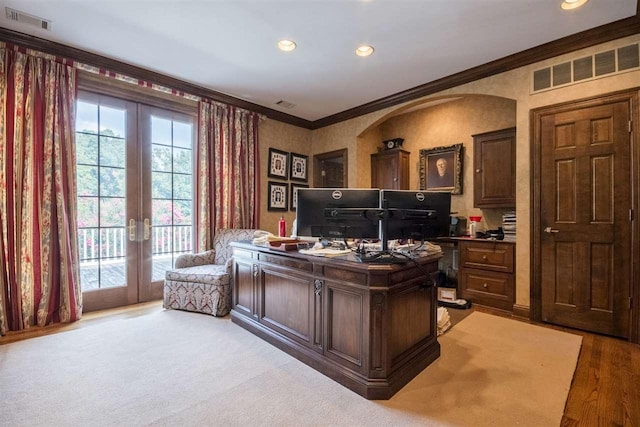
[{"left": 544, "top": 227, "right": 559, "bottom": 233}]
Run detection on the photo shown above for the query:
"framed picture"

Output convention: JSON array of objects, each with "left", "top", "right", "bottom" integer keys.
[
  {"left": 268, "top": 181, "right": 288, "bottom": 211},
  {"left": 289, "top": 152, "right": 308, "bottom": 182},
  {"left": 268, "top": 148, "right": 289, "bottom": 180},
  {"left": 419, "top": 143, "right": 463, "bottom": 194},
  {"left": 290, "top": 183, "right": 309, "bottom": 211}
]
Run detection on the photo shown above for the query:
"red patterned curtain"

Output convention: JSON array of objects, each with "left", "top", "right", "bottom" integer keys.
[
  {"left": 0, "top": 48, "right": 81, "bottom": 335},
  {"left": 196, "top": 100, "right": 260, "bottom": 250}
]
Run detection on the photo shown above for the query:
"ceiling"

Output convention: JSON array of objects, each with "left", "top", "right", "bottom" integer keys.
[{"left": 0, "top": 0, "right": 637, "bottom": 124}]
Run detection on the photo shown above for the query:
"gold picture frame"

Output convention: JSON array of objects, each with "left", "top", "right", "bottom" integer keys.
[{"left": 419, "top": 143, "right": 463, "bottom": 194}]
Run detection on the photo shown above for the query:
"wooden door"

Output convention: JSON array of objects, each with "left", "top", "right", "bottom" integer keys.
[
  {"left": 539, "top": 101, "right": 631, "bottom": 338},
  {"left": 314, "top": 149, "right": 347, "bottom": 188}
]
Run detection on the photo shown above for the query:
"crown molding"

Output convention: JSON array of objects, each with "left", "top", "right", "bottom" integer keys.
[
  {"left": 0, "top": 27, "right": 314, "bottom": 129},
  {"left": 311, "top": 14, "right": 640, "bottom": 129}
]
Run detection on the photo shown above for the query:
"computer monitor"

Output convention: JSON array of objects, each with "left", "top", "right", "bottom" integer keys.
[
  {"left": 381, "top": 190, "right": 451, "bottom": 242},
  {"left": 296, "top": 188, "right": 380, "bottom": 239}
]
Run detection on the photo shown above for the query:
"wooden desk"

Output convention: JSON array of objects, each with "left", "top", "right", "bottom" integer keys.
[{"left": 230, "top": 242, "right": 441, "bottom": 400}]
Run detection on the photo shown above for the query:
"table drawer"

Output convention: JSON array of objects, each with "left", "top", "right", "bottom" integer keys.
[{"left": 459, "top": 241, "right": 514, "bottom": 273}]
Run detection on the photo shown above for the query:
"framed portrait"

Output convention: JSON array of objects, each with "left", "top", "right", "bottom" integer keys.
[
  {"left": 268, "top": 148, "right": 289, "bottom": 180},
  {"left": 290, "top": 183, "right": 309, "bottom": 211},
  {"left": 289, "top": 152, "right": 308, "bottom": 182},
  {"left": 268, "top": 181, "right": 288, "bottom": 211},
  {"left": 419, "top": 143, "right": 463, "bottom": 194}
]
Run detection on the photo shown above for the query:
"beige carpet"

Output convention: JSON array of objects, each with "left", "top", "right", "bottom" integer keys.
[{"left": 0, "top": 310, "right": 582, "bottom": 426}]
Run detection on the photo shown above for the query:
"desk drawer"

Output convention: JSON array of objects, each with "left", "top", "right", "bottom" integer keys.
[
  {"left": 459, "top": 241, "right": 513, "bottom": 273},
  {"left": 459, "top": 269, "right": 513, "bottom": 311}
]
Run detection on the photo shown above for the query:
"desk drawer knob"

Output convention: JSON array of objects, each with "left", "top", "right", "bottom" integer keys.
[
  {"left": 483, "top": 283, "right": 488, "bottom": 289},
  {"left": 482, "top": 255, "right": 488, "bottom": 261}
]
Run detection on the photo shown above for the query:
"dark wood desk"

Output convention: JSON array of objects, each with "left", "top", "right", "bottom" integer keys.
[{"left": 230, "top": 242, "right": 441, "bottom": 400}]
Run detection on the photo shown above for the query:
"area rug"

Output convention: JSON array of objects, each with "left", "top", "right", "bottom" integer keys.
[{"left": 0, "top": 310, "right": 582, "bottom": 426}]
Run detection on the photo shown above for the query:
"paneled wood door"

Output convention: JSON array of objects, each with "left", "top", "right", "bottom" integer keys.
[{"left": 539, "top": 100, "right": 631, "bottom": 338}]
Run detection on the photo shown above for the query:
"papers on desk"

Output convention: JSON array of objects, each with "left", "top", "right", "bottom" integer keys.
[{"left": 298, "top": 248, "right": 352, "bottom": 258}]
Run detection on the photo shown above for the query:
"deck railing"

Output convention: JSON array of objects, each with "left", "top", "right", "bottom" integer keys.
[{"left": 78, "top": 225, "right": 192, "bottom": 262}]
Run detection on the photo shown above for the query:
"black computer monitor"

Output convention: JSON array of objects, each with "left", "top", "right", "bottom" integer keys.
[
  {"left": 381, "top": 190, "right": 451, "bottom": 242},
  {"left": 296, "top": 188, "right": 380, "bottom": 239}
]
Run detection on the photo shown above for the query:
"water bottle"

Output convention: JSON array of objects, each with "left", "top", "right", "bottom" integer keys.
[{"left": 278, "top": 216, "right": 286, "bottom": 237}]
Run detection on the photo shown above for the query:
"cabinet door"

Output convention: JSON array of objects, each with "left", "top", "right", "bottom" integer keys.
[
  {"left": 473, "top": 128, "right": 516, "bottom": 208},
  {"left": 323, "top": 279, "right": 367, "bottom": 374},
  {"left": 259, "top": 265, "right": 316, "bottom": 349},
  {"left": 232, "top": 256, "right": 258, "bottom": 318},
  {"left": 371, "top": 150, "right": 410, "bottom": 189}
]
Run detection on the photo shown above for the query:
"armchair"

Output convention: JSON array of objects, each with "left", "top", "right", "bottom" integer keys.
[{"left": 163, "top": 228, "right": 262, "bottom": 316}]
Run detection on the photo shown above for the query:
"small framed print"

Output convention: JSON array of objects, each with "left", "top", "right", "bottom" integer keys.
[
  {"left": 290, "top": 183, "right": 309, "bottom": 211},
  {"left": 289, "top": 152, "right": 308, "bottom": 182},
  {"left": 268, "top": 181, "right": 288, "bottom": 211},
  {"left": 268, "top": 148, "right": 289, "bottom": 180}
]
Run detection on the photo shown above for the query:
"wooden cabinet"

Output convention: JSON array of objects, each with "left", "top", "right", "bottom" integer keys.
[
  {"left": 473, "top": 127, "right": 516, "bottom": 208},
  {"left": 231, "top": 242, "right": 441, "bottom": 399},
  {"left": 371, "top": 149, "right": 410, "bottom": 189},
  {"left": 458, "top": 240, "right": 515, "bottom": 311}
]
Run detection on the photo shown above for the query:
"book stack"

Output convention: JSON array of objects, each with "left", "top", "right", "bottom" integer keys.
[{"left": 502, "top": 211, "right": 516, "bottom": 242}]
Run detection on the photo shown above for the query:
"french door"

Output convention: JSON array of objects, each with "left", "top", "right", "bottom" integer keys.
[{"left": 76, "top": 91, "right": 195, "bottom": 311}]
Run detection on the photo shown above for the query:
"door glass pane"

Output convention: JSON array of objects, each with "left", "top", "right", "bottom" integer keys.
[
  {"left": 151, "top": 116, "right": 194, "bottom": 282},
  {"left": 76, "top": 100, "right": 127, "bottom": 291}
]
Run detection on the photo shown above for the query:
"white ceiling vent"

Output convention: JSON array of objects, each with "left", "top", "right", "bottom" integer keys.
[
  {"left": 5, "top": 8, "right": 51, "bottom": 31},
  {"left": 275, "top": 100, "right": 295, "bottom": 109},
  {"left": 532, "top": 43, "right": 639, "bottom": 93}
]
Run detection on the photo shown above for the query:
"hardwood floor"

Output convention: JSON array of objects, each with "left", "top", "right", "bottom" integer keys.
[{"left": 1, "top": 302, "right": 639, "bottom": 425}]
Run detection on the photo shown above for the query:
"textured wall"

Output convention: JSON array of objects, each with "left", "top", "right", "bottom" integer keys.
[
  {"left": 258, "top": 119, "right": 312, "bottom": 235},
  {"left": 378, "top": 96, "right": 516, "bottom": 229}
]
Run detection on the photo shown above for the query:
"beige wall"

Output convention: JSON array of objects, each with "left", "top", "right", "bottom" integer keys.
[
  {"left": 257, "top": 33, "right": 640, "bottom": 309},
  {"left": 377, "top": 96, "right": 516, "bottom": 229},
  {"left": 258, "top": 119, "right": 312, "bottom": 235}
]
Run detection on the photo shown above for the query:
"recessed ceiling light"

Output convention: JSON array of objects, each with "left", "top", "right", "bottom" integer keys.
[
  {"left": 278, "top": 40, "right": 297, "bottom": 52},
  {"left": 561, "top": 0, "right": 588, "bottom": 10},
  {"left": 355, "top": 45, "right": 374, "bottom": 57}
]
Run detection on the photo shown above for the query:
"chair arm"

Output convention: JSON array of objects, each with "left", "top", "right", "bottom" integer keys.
[
  {"left": 225, "top": 257, "right": 234, "bottom": 274},
  {"left": 174, "top": 250, "right": 216, "bottom": 269}
]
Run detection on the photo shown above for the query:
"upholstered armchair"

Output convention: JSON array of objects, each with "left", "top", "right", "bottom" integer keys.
[{"left": 163, "top": 228, "right": 261, "bottom": 316}]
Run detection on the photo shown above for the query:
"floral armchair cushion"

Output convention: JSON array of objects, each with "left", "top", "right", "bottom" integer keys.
[{"left": 163, "top": 228, "right": 263, "bottom": 317}]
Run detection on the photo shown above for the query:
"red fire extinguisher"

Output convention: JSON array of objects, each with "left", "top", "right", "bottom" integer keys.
[{"left": 278, "top": 216, "right": 286, "bottom": 237}]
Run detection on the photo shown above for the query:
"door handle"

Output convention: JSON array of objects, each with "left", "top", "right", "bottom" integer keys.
[
  {"left": 128, "top": 219, "right": 136, "bottom": 241},
  {"left": 144, "top": 218, "right": 152, "bottom": 240},
  {"left": 544, "top": 227, "right": 559, "bottom": 233}
]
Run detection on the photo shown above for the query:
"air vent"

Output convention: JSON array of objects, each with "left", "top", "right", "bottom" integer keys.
[
  {"left": 573, "top": 56, "right": 593, "bottom": 81},
  {"left": 275, "top": 100, "right": 295, "bottom": 109},
  {"left": 5, "top": 7, "right": 51, "bottom": 31},
  {"left": 618, "top": 44, "right": 640, "bottom": 71},
  {"left": 531, "top": 43, "right": 639, "bottom": 93},
  {"left": 533, "top": 68, "right": 551, "bottom": 92},
  {"left": 594, "top": 50, "right": 615, "bottom": 76},
  {"left": 553, "top": 62, "right": 571, "bottom": 86}
]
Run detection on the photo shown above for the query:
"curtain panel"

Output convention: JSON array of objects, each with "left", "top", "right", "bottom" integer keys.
[
  {"left": 196, "top": 101, "right": 260, "bottom": 251},
  {"left": 0, "top": 48, "right": 81, "bottom": 335}
]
